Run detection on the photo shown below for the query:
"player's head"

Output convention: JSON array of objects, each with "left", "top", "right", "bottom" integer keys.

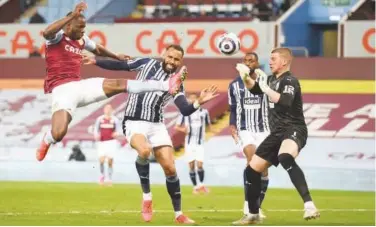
[
  {"left": 162, "top": 44, "right": 184, "bottom": 73},
  {"left": 243, "top": 52, "right": 259, "bottom": 70},
  {"left": 104, "top": 104, "right": 113, "bottom": 116},
  {"left": 187, "top": 93, "right": 198, "bottom": 103},
  {"left": 64, "top": 12, "right": 86, "bottom": 40},
  {"left": 269, "top": 47, "right": 293, "bottom": 75}
]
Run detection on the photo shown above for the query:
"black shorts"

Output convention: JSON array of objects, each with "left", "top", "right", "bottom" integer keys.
[{"left": 256, "top": 127, "right": 307, "bottom": 166}]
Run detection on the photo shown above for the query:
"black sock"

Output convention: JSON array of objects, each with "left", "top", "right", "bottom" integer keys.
[
  {"left": 189, "top": 171, "right": 197, "bottom": 186},
  {"left": 260, "top": 176, "right": 269, "bottom": 206},
  {"left": 278, "top": 153, "right": 312, "bottom": 202},
  {"left": 243, "top": 168, "right": 248, "bottom": 202},
  {"left": 245, "top": 165, "right": 261, "bottom": 214},
  {"left": 135, "top": 156, "right": 150, "bottom": 194},
  {"left": 197, "top": 168, "right": 204, "bottom": 183},
  {"left": 100, "top": 163, "right": 104, "bottom": 175},
  {"left": 166, "top": 175, "right": 181, "bottom": 212}
]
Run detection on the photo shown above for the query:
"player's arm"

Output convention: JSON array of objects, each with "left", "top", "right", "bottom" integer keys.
[
  {"left": 228, "top": 85, "right": 239, "bottom": 142},
  {"left": 174, "top": 85, "right": 218, "bottom": 116},
  {"left": 255, "top": 69, "right": 296, "bottom": 106},
  {"left": 204, "top": 109, "right": 212, "bottom": 132},
  {"left": 42, "top": 2, "right": 86, "bottom": 40},
  {"left": 174, "top": 115, "right": 187, "bottom": 133},
  {"left": 112, "top": 116, "right": 122, "bottom": 138},
  {"left": 90, "top": 43, "right": 129, "bottom": 61},
  {"left": 83, "top": 56, "right": 151, "bottom": 72},
  {"left": 235, "top": 63, "right": 263, "bottom": 94},
  {"left": 93, "top": 117, "right": 101, "bottom": 141}
]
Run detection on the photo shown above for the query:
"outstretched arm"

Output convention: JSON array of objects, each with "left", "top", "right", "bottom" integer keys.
[
  {"left": 82, "top": 57, "right": 151, "bottom": 71},
  {"left": 42, "top": 2, "right": 86, "bottom": 40}
]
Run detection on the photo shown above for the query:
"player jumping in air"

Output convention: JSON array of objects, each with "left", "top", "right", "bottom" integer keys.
[
  {"left": 36, "top": 2, "right": 184, "bottom": 161},
  {"left": 175, "top": 93, "right": 211, "bottom": 194},
  {"left": 234, "top": 48, "right": 320, "bottom": 224},
  {"left": 229, "top": 52, "right": 270, "bottom": 224},
  {"left": 84, "top": 44, "right": 219, "bottom": 224},
  {"left": 93, "top": 104, "right": 121, "bottom": 186}
]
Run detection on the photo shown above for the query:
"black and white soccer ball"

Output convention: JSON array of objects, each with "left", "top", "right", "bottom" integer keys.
[{"left": 216, "top": 32, "right": 241, "bottom": 56}]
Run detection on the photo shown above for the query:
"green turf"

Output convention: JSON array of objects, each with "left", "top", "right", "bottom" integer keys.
[{"left": 0, "top": 181, "right": 374, "bottom": 225}]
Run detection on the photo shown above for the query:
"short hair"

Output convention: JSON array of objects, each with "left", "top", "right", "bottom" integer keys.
[
  {"left": 66, "top": 11, "right": 85, "bottom": 19},
  {"left": 166, "top": 44, "right": 185, "bottom": 56},
  {"left": 245, "top": 52, "right": 258, "bottom": 61},
  {"left": 271, "top": 47, "right": 293, "bottom": 63}
]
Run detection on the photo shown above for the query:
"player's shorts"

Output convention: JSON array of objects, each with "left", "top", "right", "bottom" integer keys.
[
  {"left": 256, "top": 126, "right": 307, "bottom": 166},
  {"left": 238, "top": 130, "right": 269, "bottom": 150},
  {"left": 124, "top": 120, "right": 173, "bottom": 148},
  {"left": 51, "top": 78, "right": 107, "bottom": 116},
  {"left": 184, "top": 143, "right": 205, "bottom": 162},
  {"left": 96, "top": 139, "right": 118, "bottom": 158}
]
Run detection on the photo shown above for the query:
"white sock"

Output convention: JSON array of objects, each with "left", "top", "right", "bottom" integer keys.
[
  {"left": 127, "top": 80, "right": 167, "bottom": 93},
  {"left": 304, "top": 201, "right": 315, "bottom": 209},
  {"left": 143, "top": 192, "right": 152, "bottom": 201},
  {"left": 243, "top": 201, "right": 249, "bottom": 215},
  {"left": 175, "top": 211, "right": 183, "bottom": 218},
  {"left": 43, "top": 131, "right": 56, "bottom": 145}
]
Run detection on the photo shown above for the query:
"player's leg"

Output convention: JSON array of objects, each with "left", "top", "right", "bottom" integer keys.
[
  {"left": 107, "top": 157, "right": 114, "bottom": 185},
  {"left": 188, "top": 160, "right": 199, "bottom": 194},
  {"left": 153, "top": 145, "right": 194, "bottom": 224},
  {"left": 98, "top": 156, "right": 106, "bottom": 185},
  {"left": 278, "top": 130, "right": 319, "bottom": 220},
  {"left": 150, "top": 124, "right": 194, "bottom": 224},
  {"left": 196, "top": 145, "right": 208, "bottom": 193},
  {"left": 124, "top": 120, "right": 153, "bottom": 222}
]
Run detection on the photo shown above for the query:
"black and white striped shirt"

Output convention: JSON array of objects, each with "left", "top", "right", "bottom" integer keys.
[
  {"left": 228, "top": 76, "right": 269, "bottom": 132},
  {"left": 123, "top": 58, "right": 184, "bottom": 123},
  {"left": 178, "top": 108, "right": 211, "bottom": 145}
]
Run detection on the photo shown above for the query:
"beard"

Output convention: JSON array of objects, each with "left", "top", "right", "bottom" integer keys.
[{"left": 162, "top": 61, "right": 177, "bottom": 74}]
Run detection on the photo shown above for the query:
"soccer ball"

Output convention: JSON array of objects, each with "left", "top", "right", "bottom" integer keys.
[{"left": 216, "top": 32, "right": 241, "bottom": 56}]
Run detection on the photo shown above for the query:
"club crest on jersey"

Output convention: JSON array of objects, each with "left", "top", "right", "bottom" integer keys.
[{"left": 64, "top": 44, "right": 82, "bottom": 55}]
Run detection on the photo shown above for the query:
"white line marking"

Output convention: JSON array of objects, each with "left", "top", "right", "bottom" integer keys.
[{"left": 0, "top": 209, "right": 374, "bottom": 216}]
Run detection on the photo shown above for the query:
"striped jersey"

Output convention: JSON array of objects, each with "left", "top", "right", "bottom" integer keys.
[
  {"left": 177, "top": 108, "right": 211, "bottom": 145},
  {"left": 228, "top": 76, "right": 269, "bottom": 132},
  {"left": 123, "top": 58, "right": 184, "bottom": 123}
]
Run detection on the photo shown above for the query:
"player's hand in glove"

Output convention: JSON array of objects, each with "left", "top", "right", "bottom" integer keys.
[
  {"left": 255, "top": 69, "right": 271, "bottom": 93},
  {"left": 236, "top": 63, "right": 250, "bottom": 81}
]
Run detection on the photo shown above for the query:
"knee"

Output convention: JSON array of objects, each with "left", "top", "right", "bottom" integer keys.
[
  {"left": 163, "top": 164, "right": 176, "bottom": 176},
  {"left": 137, "top": 146, "right": 151, "bottom": 160},
  {"left": 261, "top": 169, "right": 268, "bottom": 177},
  {"left": 278, "top": 153, "right": 295, "bottom": 170},
  {"left": 197, "top": 163, "right": 203, "bottom": 170},
  {"left": 108, "top": 159, "right": 113, "bottom": 166},
  {"left": 51, "top": 126, "right": 67, "bottom": 142}
]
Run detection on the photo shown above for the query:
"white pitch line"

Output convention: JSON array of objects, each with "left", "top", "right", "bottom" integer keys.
[{"left": 0, "top": 209, "right": 375, "bottom": 216}]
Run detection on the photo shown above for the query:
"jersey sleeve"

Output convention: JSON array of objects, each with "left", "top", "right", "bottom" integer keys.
[
  {"left": 93, "top": 116, "right": 101, "bottom": 138},
  {"left": 82, "top": 34, "right": 97, "bottom": 51},
  {"left": 113, "top": 116, "right": 122, "bottom": 134},
  {"left": 45, "top": 30, "right": 64, "bottom": 45},
  {"left": 204, "top": 109, "right": 211, "bottom": 125},
  {"left": 126, "top": 58, "right": 152, "bottom": 71},
  {"left": 228, "top": 83, "right": 237, "bottom": 126},
  {"left": 277, "top": 77, "right": 299, "bottom": 107}
]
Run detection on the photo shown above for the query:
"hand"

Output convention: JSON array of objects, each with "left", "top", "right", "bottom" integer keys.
[
  {"left": 111, "top": 132, "right": 118, "bottom": 138},
  {"left": 236, "top": 63, "right": 250, "bottom": 81},
  {"left": 230, "top": 125, "right": 239, "bottom": 144},
  {"left": 198, "top": 85, "right": 219, "bottom": 105},
  {"left": 94, "top": 135, "right": 100, "bottom": 141},
  {"left": 73, "top": 1, "right": 87, "bottom": 17},
  {"left": 254, "top": 69, "right": 270, "bottom": 93},
  {"left": 116, "top": 54, "right": 131, "bottom": 61},
  {"left": 82, "top": 55, "right": 96, "bottom": 65}
]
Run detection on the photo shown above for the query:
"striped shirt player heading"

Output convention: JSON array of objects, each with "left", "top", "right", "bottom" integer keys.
[
  {"left": 228, "top": 76, "right": 270, "bottom": 133},
  {"left": 177, "top": 108, "right": 211, "bottom": 145},
  {"left": 123, "top": 58, "right": 184, "bottom": 123}
]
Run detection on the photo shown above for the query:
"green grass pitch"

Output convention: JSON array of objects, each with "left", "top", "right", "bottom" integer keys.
[{"left": 0, "top": 181, "right": 374, "bottom": 225}]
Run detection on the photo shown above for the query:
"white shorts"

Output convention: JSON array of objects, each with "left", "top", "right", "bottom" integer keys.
[
  {"left": 96, "top": 139, "right": 118, "bottom": 158},
  {"left": 238, "top": 130, "right": 269, "bottom": 150},
  {"left": 124, "top": 120, "right": 173, "bottom": 148},
  {"left": 184, "top": 143, "right": 204, "bottom": 162},
  {"left": 51, "top": 78, "right": 107, "bottom": 116}
]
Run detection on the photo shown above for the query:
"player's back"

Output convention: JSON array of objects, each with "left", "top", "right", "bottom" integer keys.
[
  {"left": 268, "top": 72, "right": 306, "bottom": 131},
  {"left": 44, "top": 31, "right": 85, "bottom": 93}
]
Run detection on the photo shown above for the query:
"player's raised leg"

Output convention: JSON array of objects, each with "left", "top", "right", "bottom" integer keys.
[
  {"left": 36, "top": 110, "right": 71, "bottom": 161},
  {"left": 278, "top": 138, "right": 320, "bottom": 220},
  {"left": 154, "top": 146, "right": 195, "bottom": 224},
  {"left": 130, "top": 133, "right": 153, "bottom": 222}
]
